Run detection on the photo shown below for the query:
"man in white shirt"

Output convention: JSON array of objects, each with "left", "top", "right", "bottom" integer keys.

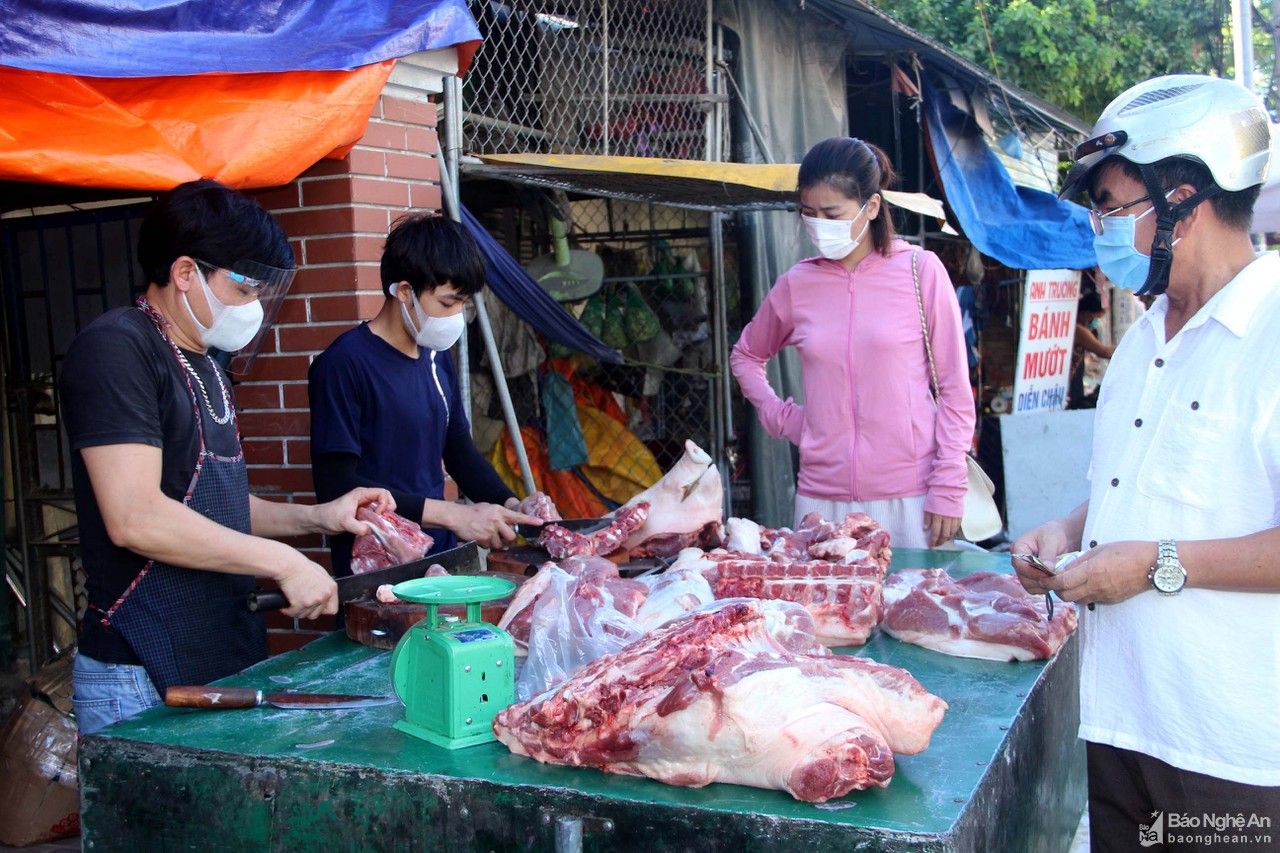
[{"left": 1013, "top": 75, "right": 1280, "bottom": 851}]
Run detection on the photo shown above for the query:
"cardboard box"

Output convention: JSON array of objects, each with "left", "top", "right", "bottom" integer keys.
[{"left": 0, "top": 654, "right": 79, "bottom": 846}]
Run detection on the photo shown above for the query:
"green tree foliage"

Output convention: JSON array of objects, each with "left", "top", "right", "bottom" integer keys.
[{"left": 873, "top": 0, "right": 1243, "bottom": 120}]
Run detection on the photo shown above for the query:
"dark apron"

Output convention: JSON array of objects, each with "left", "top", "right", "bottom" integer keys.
[{"left": 92, "top": 302, "right": 266, "bottom": 692}]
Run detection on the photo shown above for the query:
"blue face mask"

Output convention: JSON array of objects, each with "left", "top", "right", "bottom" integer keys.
[{"left": 1092, "top": 191, "right": 1177, "bottom": 292}]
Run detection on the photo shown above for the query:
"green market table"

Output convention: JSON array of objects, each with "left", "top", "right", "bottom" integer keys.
[{"left": 79, "top": 549, "right": 1085, "bottom": 851}]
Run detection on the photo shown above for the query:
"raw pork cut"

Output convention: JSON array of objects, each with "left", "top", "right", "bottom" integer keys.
[
  {"left": 724, "top": 518, "right": 762, "bottom": 555},
  {"left": 537, "top": 503, "right": 649, "bottom": 559},
  {"left": 494, "top": 599, "right": 947, "bottom": 802},
  {"left": 517, "top": 491, "right": 561, "bottom": 523},
  {"left": 758, "top": 512, "right": 892, "bottom": 573},
  {"left": 497, "top": 556, "right": 647, "bottom": 653},
  {"left": 621, "top": 441, "right": 724, "bottom": 554},
  {"left": 628, "top": 521, "right": 724, "bottom": 559},
  {"left": 375, "top": 563, "right": 448, "bottom": 603},
  {"left": 882, "top": 569, "right": 1078, "bottom": 661},
  {"left": 350, "top": 506, "right": 434, "bottom": 574}
]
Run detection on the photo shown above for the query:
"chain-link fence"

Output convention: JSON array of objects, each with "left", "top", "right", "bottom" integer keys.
[
  {"left": 462, "top": 0, "right": 748, "bottom": 515},
  {"left": 466, "top": 195, "right": 746, "bottom": 517},
  {"left": 464, "top": 0, "right": 713, "bottom": 159}
]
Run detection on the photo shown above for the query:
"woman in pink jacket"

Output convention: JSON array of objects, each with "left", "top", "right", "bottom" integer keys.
[{"left": 731, "top": 137, "right": 974, "bottom": 548}]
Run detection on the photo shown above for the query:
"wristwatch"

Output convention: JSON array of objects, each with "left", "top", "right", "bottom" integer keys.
[{"left": 1148, "top": 539, "right": 1187, "bottom": 595}]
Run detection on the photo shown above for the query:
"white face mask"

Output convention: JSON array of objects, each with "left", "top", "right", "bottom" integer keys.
[
  {"left": 802, "top": 199, "right": 872, "bottom": 260},
  {"left": 392, "top": 284, "right": 466, "bottom": 351},
  {"left": 184, "top": 266, "right": 264, "bottom": 352}
]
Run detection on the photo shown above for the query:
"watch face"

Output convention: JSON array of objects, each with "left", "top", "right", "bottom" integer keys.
[{"left": 1153, "top": 563, "right": 1185, "bottom": 593}]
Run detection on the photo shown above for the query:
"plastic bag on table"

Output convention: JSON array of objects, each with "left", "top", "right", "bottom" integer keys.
[
  {"left": 515, "top": 565, "right": 646, "bottom": 701},
  {"left": 632, "top": 568, "right": 715, "bottom": 632},
  {"left": 350, "top": 505, "right": 434, "bottom": 574}
]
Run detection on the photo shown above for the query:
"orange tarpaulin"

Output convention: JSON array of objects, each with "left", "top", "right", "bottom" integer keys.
[{"left": 0, "top": 63, "right": 395, "bottom": 190}]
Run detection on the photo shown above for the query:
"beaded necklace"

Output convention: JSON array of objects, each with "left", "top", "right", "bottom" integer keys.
[{"left": 136, "top": 296, "right": 235, "bottom": 426}]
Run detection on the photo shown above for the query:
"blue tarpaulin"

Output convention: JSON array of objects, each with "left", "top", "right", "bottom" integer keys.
[
  {"left": 460, "top": 207, "right": 623, "bottom": 365},
  {"left": 922, "top": 78, "right": 1096, "bottom": 271},
  {"left": 0, "top": 0, "right": 481, "bottom": 76}
]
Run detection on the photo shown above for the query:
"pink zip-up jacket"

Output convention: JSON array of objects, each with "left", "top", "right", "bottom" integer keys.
[{"left": 730, "top": 240, "right": 974, "bottom": 518}]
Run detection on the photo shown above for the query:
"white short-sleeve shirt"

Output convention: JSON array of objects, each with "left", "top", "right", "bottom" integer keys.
[{"left": 1080, "top": 251, "right": 1280, "bottom": 785}]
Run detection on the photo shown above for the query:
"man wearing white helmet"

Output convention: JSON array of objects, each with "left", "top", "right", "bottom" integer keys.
[{"left": 1012, "top": 74, "right": 1280, "bottom": 847}]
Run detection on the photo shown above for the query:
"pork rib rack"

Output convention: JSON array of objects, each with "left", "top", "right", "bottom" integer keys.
[
  {"left": 684, "top": 511, "right": 894, "bottom": 646},
  {"left": 493, "top": 599, "right": 947, "bottom": 803}
]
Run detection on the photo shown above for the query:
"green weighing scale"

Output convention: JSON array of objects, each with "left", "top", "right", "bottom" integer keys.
[{"left": 389, "top": 575, "right": 517, "bottom": 749}]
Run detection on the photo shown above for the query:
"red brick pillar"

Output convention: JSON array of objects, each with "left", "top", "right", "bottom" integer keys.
[{"left": 242, "top": 94, "right": 443, "bottom": 653}]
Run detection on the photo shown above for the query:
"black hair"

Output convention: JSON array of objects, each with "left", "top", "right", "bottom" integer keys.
[
  {"left": 382, "top": 213, "right": 486, "bottom": 297},
  {"left": 1078, "top": 292, "right": 1104, "bottom": 314},
  {"left": 797, "top": 137, "right": 898, "bottom": 254},
  {"left": 137, "top": 179, "right": 293, "bottom": 287},
  {"left": 1097, "top": 156, "right": 1261, "bottom": 232}
]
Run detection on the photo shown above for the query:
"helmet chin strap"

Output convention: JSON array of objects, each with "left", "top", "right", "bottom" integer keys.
[{"left": 1135, "top": 165, "right": 1219, "bottom": 296}]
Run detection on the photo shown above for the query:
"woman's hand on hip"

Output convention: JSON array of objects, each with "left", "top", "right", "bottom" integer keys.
[{"left": 923, "top": 512, "right": 962, "bottom": 548}]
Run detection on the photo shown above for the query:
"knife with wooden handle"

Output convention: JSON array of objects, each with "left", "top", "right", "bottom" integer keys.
[{"left": 165, "top": 686, "right": 396, "bottom": 710}]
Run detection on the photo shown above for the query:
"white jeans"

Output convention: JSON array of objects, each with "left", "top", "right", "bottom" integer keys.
[{"left": 794, "top": 493, "right": 934, "bottom": 550}]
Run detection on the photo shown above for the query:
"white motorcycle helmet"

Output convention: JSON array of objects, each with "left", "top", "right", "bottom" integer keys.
[{"left": 1062, "top": 74, "right": 1271, "bottom": 295}]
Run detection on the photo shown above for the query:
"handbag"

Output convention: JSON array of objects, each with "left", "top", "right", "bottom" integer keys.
[{"left": 910, "top": 253, "right": 1003, "bottom": 542}]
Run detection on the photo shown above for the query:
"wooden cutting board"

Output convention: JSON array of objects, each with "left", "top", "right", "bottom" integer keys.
[{"left": 343, "top": 571, "right": 528, "bottom": 650}]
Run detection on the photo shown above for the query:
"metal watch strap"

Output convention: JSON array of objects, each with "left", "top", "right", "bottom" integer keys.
[{"left": 1150, "top": 539, "right": 1186, "bottom": 595}]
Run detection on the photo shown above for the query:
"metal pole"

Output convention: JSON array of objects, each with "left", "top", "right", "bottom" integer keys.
[
  {"left": 441, "top": 78, "right": 537, "bottom": 496},
  {"left": 442, "top": 78, "right": 470, "bottom": 421},
  {"left": 710, "top": 30, "right": 734, "bottom": 518},
  {"left": 704, "top": 0, "right": 715, "bottom": 162},
  {"left": 1233, "top": 0, "right": 1254, "bottom": 89},
  {"left": 601, "top": 0, "right": 611, "bottom": 156}
]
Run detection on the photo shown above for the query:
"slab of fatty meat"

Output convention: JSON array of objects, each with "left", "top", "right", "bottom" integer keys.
[
  {"left": 881, "top": 569, "right": 1078, "bottom": 661},
  {"left": 493, "top": 599, "right": 947, "bottom": 803}
]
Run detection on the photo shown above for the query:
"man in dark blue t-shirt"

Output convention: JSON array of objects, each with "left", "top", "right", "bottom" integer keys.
[{"left": 309, "top": 214, "right": 542, "bottom": 575}]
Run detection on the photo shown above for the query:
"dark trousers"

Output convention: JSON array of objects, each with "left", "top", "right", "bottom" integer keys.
[{"left": 1088, "top": 742, "right": 1279, "bottom": 852}]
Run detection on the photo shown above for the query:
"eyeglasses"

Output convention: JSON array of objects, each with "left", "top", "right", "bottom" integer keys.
[
  {"left": 196, "top": 260, "right": 266, "bottom": 299},
  {"left": 1087, "top": 195, "right": 1152, "bottom": 236}
]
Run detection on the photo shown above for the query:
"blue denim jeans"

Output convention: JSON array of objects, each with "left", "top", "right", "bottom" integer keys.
[{"left": 72, "top": 653, "right": 162, "bottom": 735}]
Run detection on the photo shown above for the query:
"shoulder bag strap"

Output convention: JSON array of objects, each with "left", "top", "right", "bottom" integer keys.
[{"left": 911, "top": 252, "right": 942, "bottom": 402}]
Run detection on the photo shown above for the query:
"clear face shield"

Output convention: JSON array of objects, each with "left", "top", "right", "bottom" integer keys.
[{"left": 203, "top": 258, "right": 297, "bottom": 375}]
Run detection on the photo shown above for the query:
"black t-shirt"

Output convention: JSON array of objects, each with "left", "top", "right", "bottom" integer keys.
[{"left": 60, "top": 307, "right": 242, "bottom": 664}]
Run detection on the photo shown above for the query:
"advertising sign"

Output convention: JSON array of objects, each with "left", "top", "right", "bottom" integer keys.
[{"left": 1012, "top": 269, "right": 1081, "bottom": 414}]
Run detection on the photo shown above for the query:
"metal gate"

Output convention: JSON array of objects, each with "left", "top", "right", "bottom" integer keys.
[{"left": 0, "top": 202, "right": 148, "bottom": 671}]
